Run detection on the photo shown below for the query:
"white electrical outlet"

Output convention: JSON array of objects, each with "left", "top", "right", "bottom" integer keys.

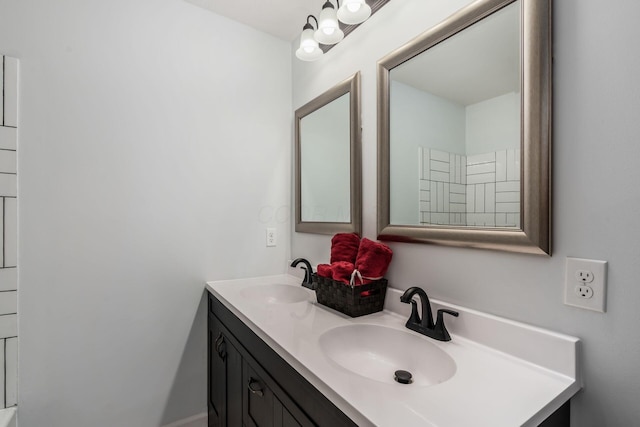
[
  {"left": 564, "top": 257, "right": 607, "bottom": 312},
  {"left": 266, "top": 228, "right": 276, "bottom": 247}
]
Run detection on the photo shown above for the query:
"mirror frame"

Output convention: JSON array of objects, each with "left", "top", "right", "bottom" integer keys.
[
  {"left": 377, "top": 0, "right": 551, "bottom": 255},
  {"left": 295, "top": 72, "right": 362, "bottom": 235}
]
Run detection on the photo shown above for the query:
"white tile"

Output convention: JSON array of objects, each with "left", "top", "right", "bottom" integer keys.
[
  {"left": 450, "top": 183, "right": 465, "bottom": 194},
  {"left": 420, "top": 189, "right": 430, "bottom": 202},
  {"left": 507, "top": 213, "right": 521, "bottom": 228},
  {"left": 4, "top": 198, "right": 17, "bottom": 268},
  {"left": 467, "top": 162, "right": 496, "bottom": 176},
  {"left": 5, "top": 337, "right": 17, "bottom": 406},
  {"left": 421, "top": 211, "right": 430, "bottom": 224},
  {"left": 431, "top": 149, "right": 449, "bottom": 162},
  {"left": 422, "top": 148, "right": 430, "bottom": 180},
  {"left": 496, "top": 202, "right": 521, "bottom": 213},
  {"left": 0, "top": 151, "right": 16, "bottom": 174},
  {"left": 507, "top": 149, "right": 521, "bottom": 181},
  {"left": 0, "top": 175, "right": 16, "bottom": 197},
  {"left": 444, "top": 182, "right": 450, "bottom": 212},
  {"left": 430, "top": 181, "right": 437, "bottom": 210},
  {"left": 0, "top": 292, "right": 16, "bottom": 315},
  {"left": 475, "top": 184, "right": 485, "bottom": 213},
  {"left": 450, "top": 192, "right": 466, "bottom": 204},
  {"left": 437, "top": 182, "right": 444, "bottom": 212},
  {"left": 0, "top": 127, "right": 16, "bottom": 150},
  {"left": 450, "top": 202, "right": 466, "bottom": 213},
  {"left": 495, "top": 213, "right": 508, "bottom": 226},
  {"left": 430, "top": 159, "right": 450, "bottom": 173},
  {"left": 496, "top": 150, "right": 507, "bottom": 181},
  {"left": 466, "top": 184, "right": 475, "bottom": 213},
  {"left": 0, "top": 199, "right": 3, "bottom": 265},
  {"left": 496, "top": 191, "right": 520, "bottom": 203},
  {"left": 419, "top": 179, "right": 430, "bottom": 191},
  {"left": 449, "top": 153, "right": 458, "bottom": 183},
  {"left": 430, "top": 170, "right": 449, "bottom": 183},
  {"left": 0, "top": 338, "right": 4, "bottom": 409},
  {"left": 467, "top": 172, "right": 495, "bottom": 185},
  {"left": 485, "top": 182, "right": 495, "bottom": 213},
  {"left": 0, "top": 57, "right": 3, "bottom": 125},
  {"left": 431, "top": 213, "right": 449, "bottom": 225},
  {"left": 467, "top": 152, "right": 495, "bottom": 165},
  {"left": 468, "top": 213, "right": 495, "bottom": 227},
  {"left": 496, "top": 181, "right": 520, "bottom": 192},
  {"left": 0, "top": 269, "right": 16, "bottom": 291},
  {"left": 420, "top": 201, "right": 430, "bottom": 213},
  {"left": 3, "top": 57, "right": 18, "bottom": 128},
  {"left": 0, "top": 314, "right": 17, "bottom": 338}
]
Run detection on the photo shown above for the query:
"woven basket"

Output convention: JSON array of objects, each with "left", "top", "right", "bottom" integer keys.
[{"left": 312, "top": 273, "right": 388, "bottom": 317}]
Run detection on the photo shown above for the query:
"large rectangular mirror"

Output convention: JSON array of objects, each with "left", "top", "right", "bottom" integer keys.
[
  {"left": 295, "top": 72, "right": 362, "bottom": 235},
  {"left": 377, "top": 0, "right": 551, "bottom": 255}
]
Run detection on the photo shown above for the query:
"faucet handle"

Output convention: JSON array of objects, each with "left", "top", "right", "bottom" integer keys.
[{"left": 434, "top": 309, "right": 459, "bottom": 342}]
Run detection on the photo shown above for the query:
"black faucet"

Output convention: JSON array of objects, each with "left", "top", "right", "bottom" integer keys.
[
  {"left": 290, "top": 258, "right": 314, "bottom": 290},
  {"left": 400, "top": 287, "right": 459, "bottom": 342}
]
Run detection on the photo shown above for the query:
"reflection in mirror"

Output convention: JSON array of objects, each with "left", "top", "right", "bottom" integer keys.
[
  {"left": 390, "top": 1, "right": 520, "bottom": 228},
  {"left": 295, "top": 72, "right": 362, "bottom": 235},
  {"left": 300, "top": 93, "right": 351, "bottom": 222},
  {"left": 378, "top": 0, "right": 551, "bottom": 254}
]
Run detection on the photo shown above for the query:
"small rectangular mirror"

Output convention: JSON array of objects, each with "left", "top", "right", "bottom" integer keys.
[{"left": 295, "top": 72, "right": 362, "bottom": 235}]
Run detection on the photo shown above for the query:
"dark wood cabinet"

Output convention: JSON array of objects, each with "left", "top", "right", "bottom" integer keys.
[{"left": 208, "top": 293, "right": 354, "bottom": 427}]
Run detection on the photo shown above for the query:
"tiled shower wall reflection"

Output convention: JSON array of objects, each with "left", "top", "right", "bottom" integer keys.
[
  {"left": 419, "top": 147, "right": 520, "bottom": 227},
  {"left": 0, "top": 55, "right": 18, "bottom": 409}
]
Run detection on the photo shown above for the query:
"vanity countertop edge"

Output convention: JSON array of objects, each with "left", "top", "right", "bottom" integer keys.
[{"left": 205, "top": 274, "right": 581, "bottom": 427}]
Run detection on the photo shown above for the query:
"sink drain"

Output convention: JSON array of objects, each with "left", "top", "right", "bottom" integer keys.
[{"left": 394, "top": 370, "right": 413, "bottom": 384}]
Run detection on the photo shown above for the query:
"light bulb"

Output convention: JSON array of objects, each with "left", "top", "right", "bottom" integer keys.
[
  {"left": 296, "top": 25, "right": 323, "bottom": 61},
  {"left": 315, "top": 2, "right": 344, "bottom": 45},
  {"left": 337, "top": 0, "right": 371, "bottom": 25}
]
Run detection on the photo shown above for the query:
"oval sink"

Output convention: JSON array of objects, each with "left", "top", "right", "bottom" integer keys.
[
  {"left": 240, "top": 284, "right": 312, "bottom": 304},
  {"left": 319, "top": 324, "right": 456, "bottom": 386}
]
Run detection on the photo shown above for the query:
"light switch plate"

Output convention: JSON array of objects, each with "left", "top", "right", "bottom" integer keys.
[{"left": 564, "top": 257, "right": 607, "bottom": 312}]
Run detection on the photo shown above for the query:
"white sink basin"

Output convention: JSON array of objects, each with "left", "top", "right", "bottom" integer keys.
[
  {"left": 240, "top": 284, "right": 311, "bottom": 304},
  {"left": 319, "top": 324, "right": 456, "bottom": 386}
]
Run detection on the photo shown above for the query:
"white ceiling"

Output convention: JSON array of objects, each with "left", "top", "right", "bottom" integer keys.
[
  {"left": 184, "top": 0, "right": 314, "bottom": 41},
  {"left": 391, "top": 2, "right": 520, "bottom": 106}
]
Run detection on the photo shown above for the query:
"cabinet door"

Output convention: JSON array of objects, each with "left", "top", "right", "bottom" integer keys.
[
  {"left": 273, "top": 399, "right": 314, "bottom": 427},
  {"left": 208, "top": 314, "right": 242, "bottom": 427},
  {"left": 243, "top": 359, "right": 275, "bottom": 427}
]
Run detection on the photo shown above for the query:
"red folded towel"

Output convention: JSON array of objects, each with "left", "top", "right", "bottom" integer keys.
[
  {"left": 330, "top": 233, "right": 361, "bottom": 264},
  {"left": 331, "top": 261, "right": 355, "bottom": 285},
  {"left": 353, "top": 238, "right": 393, "bottom": 285},
  {"left": 317, "top": 263, "right": 333, "bottom": 279}
]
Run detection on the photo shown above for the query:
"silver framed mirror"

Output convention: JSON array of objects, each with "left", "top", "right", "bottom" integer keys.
[
  {"left": 377, "top": 0, "right": 551, "bottom": 255},
  {"left": 295, "top": 72, "right": 362, "bottom": 235}
]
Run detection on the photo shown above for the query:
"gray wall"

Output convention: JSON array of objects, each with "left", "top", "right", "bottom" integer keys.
[
  {"left": 292, "top": 0, "right": 640, "bottom": 425},
  {"left": 0, "top": 0, "right": 291, "bottom": 426}
]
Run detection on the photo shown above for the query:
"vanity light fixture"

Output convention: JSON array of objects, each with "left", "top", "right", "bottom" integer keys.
[
  {"left": 295, "top": 15, "right": 324, "bottom": 61},
  {"left": 296, "top": 0, "right": 373, "bottom": 61},
  {"left": 337, "top": 0, "right": 371, "bottom": 25},
  {"left": 315, "top": 1, "right": 345, "bottom": 45}
]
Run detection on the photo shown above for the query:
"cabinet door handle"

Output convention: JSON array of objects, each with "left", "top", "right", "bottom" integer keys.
[
  {"left": 215, "top": 333, "right": 227, "bottom": 361},
  {"left": 248, "top": 378, "right": 264, "bottom": 397}
]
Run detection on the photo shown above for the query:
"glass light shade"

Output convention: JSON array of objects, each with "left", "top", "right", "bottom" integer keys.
[
  {"left": 337, "top": 0, "right": 371, "bottom": 25},
  {"left": 296, "top": 28, "right": 323, "bottom": 61},
  {"left": 315, "top": 6, "right": 344, "bottom": 45}
]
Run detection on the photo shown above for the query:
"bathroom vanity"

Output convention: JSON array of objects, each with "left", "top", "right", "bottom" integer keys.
[{"left": 206, "top": 275, "right": 580, "bottom": 427}]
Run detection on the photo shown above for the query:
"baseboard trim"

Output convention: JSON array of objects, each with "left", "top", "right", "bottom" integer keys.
[{"left": 161, "top": 412, "right": 207, "bottom": 427}]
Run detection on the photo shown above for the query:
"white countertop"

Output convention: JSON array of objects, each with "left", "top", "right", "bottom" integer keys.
[{"left": 206, "top": 274, "right": 580, "bottom": 427}]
